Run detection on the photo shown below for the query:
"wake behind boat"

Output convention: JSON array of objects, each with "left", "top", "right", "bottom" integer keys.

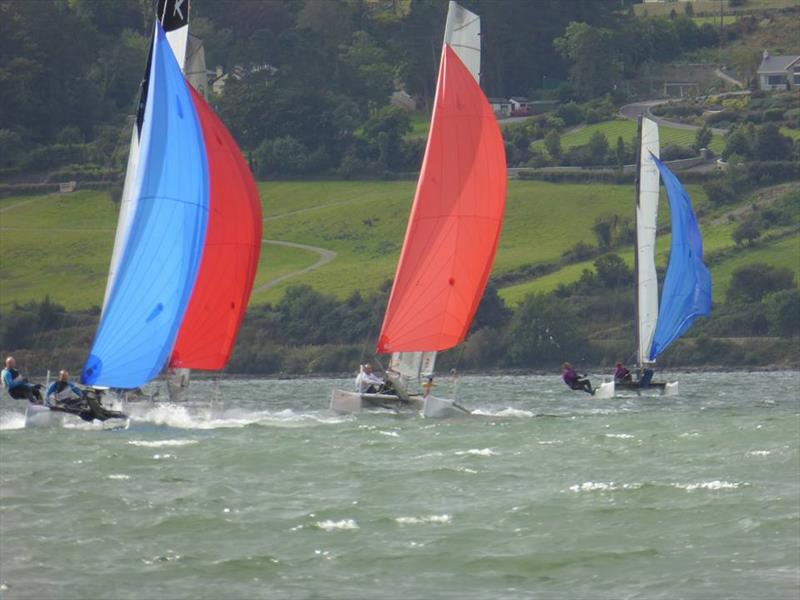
[
  {"left": 25, "top": 388, "right": 129, "bottom": 430},
  {"left": 331, "top": 1, "right": 505, "bottom": 419}
]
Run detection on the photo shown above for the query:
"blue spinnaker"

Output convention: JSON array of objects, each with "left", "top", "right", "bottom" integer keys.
[
  {"left": 648, "top": 156, "right": 711, "bottom": 360},
  {"left": 82, "top": 22, "right": 209, "bottom": 387}
]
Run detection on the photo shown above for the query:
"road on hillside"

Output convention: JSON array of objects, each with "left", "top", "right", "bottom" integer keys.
[
  {"left": 253, "top": 239, "right": 337, "bottom": 294},
  {"left": 620, "top": 99, "right": 733, "bottom": 136}
]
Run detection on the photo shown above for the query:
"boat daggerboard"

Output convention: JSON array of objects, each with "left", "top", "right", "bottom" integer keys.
[
  {"left": 81, "top": 22, "right": 209, "bottom": 388},
  {"left": 647, "top": 156, "right": 711, "bottom": 360},
  {"left": 636, "top": 117, "right": 660, "bottom": 365},
  {"left": 168, "top": 84, "right": 262, "bottom": 370},
  {"left": 376, "top": 1, "right": 506, "bottom": 355},
  {"left": 101, "top": 0, "right": 191, "bottom": 314}
]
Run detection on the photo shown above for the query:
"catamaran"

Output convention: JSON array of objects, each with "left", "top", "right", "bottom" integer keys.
[
  {"left": 331, "top": 1, "right": 507, "bottom": 418},
  {"left": 26, "top": 0, "right": 261, "bottom": 428},
  {"left": 595, "top": 116, "right": 711, "bottom": 398}
]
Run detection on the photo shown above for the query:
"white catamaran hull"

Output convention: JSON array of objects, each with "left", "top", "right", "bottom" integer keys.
[
  {"left": 330, "top": 389, "right": 423, "bottom": 414},
  {"left": 422, "top": 395, "right": 471, "bottom": 419},
  {"left": 598, "top": 380, "right": 679, "bottom": 398}
]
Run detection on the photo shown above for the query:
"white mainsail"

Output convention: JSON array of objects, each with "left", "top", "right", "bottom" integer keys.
[
  {"left": 443, "top": 0, "right": 480, "bottom": 82},
  {"left": 636, "top": 117, "right": 660, "bottom": 366}
]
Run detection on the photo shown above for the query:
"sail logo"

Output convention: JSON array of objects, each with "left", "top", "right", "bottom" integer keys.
[{"left": 173, "top": 0, "right": 185, "bottom": 20}]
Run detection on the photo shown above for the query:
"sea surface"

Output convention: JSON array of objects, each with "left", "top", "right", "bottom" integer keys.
[{"left": 1, "top": 372, "right": 798, "bottom": 600}]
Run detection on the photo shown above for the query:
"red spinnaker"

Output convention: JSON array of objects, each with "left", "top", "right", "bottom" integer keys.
[
  {"left": 169, "top": 83, "right": 263, "bottom": 370},
  {"left": 376, "top": 44, "right": 506, "bottom": 353}
]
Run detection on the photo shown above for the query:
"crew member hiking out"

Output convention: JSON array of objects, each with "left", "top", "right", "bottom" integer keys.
[
  {"left": 1, "top": 356, "right": 43, "bottom": 403},
  {"left": 562, "top": 362, "right": 594, "bottom": 395}
]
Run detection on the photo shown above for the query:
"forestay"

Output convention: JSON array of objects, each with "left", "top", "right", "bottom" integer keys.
[{"left": 647, "top": 156, "right": 712, "bottom": 360}]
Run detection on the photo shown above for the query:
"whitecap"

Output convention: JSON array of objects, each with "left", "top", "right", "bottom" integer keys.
[
  {"left": 152, "top": 453, "right": 175, "bottom": 460},
  {"left": 471, "top": 408, "right": 534, "bottom": 418},
  {"left": 568, "top": 481, "right": 642, "bottom": 492},
  {"left": 746, "top": 450, "right": 770, "bottom": 457},
  {"left": 378, "top": 430, "right": 400, "bottom": 437},
  {"left": 676, "top": 480, "right": 746, "bottom": 491},
  {"left": 316, "top": 519, "right": 358, "bottom": 531},
  {"left": 0, "top": 413, "right": 26, "bottom": 430},
  {"left": 395, "top": 514, "right": 451, "bottom": 525},
  {"left": 455, "top": 448, "right": 496, "bottom": 457},
  {"left": 605, "top": 433, "right": 635, "bottom": 439},
  {"left": 129, "top": 439, "right": 198, "bottom": 448},
  {"left": 108, "top": 474, "right": 131, "bottom": 480}
]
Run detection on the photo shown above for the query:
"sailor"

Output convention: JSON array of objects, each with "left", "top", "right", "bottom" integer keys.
[
  {"left": 421, "top": 377, "right": 435, "bottom": 399},
  {"left": 46, "top": 370, "right": 84, "bottom": 408},
  {"left": 355, "top": 363, "right": 384, "bottom": 394},
  {"left": 613, "top": 361, "right": 632, "bottom": 383},
  {"left": 561, "top": 362, "right": 594, "bottom": 394},
  {"left": 1, "top": 356, "right": 43, "bottom": 403}
]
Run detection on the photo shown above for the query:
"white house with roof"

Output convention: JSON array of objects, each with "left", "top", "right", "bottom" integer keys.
[
  {"left": 488, "top": 97, "right": 511, "bottom": 116},
  {"left": 509, "top": 96, "right": 531, "bottom": 113},
  {"left": 757, "top": 50, "right": 800, "bottom": 91}
]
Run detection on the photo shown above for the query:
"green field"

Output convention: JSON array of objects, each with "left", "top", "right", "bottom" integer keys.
[
  {"left": 533, "top": 118, "right": 726, "bottom": 154},
  {"left": 0, "top": 179, "right": 797, "bottom": 312}
]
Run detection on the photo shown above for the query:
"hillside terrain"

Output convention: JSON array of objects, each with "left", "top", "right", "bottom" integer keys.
[{"left": 2, "top": 178, "right": 797, "bottom": 309}]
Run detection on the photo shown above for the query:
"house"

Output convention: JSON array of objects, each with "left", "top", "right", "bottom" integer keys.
[
  {"left": 509, "top": 96, "right": 531, "bottom": 115},
  {"left": 488, "top": 97, "right": 511, "bottom": 117},
  {"left": 210, "top": 63, "right": 279, "bottom": 96},
  {"left": 757, "top": 50, "right": 800, "bottom": 91}
]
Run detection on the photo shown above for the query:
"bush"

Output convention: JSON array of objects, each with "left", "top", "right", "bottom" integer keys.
[
  {"left": 661, "top": 144, "right": 697, "bottom": 160},
  {"left": 763, "top": 108, "right": 785, "bottom": 122},
  {"left": 727, "top": 263, "right": 795, "bottom": 303},
  {"left": 764, "top": 288, "right": 800, "bottom": 336},
  {"left": 703, "top": 178, "right": 737, "bottom": 205},
  {"left": 556, "top": 101, "right": 584, "bottom": 126}
]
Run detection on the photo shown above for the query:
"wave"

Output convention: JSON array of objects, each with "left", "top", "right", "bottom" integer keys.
[
  {"left": 567, "top": 480, "right": 749, "bottom": 493},
  {"left": 128, "top": 439, "right": 199, "bottom": 448},
  {"left": 315, "top": 519, "right": 359, "bottom": 531},
  {"left": 395, "top": 514, "right": 451, "bottom": 525},
  {"left": 125, "top": 403, "right": 352, "bottom": 430}
]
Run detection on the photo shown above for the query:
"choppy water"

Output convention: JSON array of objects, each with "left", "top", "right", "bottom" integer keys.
[{"left": 1, "top": 372, "right": 798, "bottom": 600}]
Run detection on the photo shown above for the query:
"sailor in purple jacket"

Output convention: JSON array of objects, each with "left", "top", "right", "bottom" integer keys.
[
  {"left": 562, "top": 362, "right": 594, "bottom": 394},
  {"left": 613, "top": 362, "right": 632, "bottom": 383}
]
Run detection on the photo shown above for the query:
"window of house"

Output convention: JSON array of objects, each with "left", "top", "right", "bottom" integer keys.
[{"left": 767, "top": 75, "right": 787, "bottom": 85}]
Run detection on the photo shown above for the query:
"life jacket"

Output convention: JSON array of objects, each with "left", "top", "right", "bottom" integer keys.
[
  {"left": 2, "top": 368, "right": 22, "bottom": 388},
  {"left": 53, "top": 380, "right": 80, "bottom": 402}
]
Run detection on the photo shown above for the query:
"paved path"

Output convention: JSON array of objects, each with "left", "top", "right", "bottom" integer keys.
[
  {"left": 253, "top": 239, "right": 337, "bottom": 293},
  {"left": 619, "top": 100, "right": 727, "bottom": 136}
]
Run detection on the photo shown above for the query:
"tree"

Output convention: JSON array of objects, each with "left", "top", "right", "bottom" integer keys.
[
  {"left": 554, "top": 22, "right": 620, "bottom": 98},
  {"left": 505, "top": 294, "right": 588, "bottom": 366},
  {"left": 723, "top": 126, "right": 753, "bottom": 160},
  {"left": 694, "top": 124, "right": 712, "bottom": 152},
  {"left": 755, "top": 124, "right": 793, "bottom": 161},
  {"left": 471, "top": 283, "right": 512, "bottom": 332},
  {"left": 726, "top": 264, "right": 795, "bottom": 303},
  {"left": 361, "top": 105, "right": 412, "bottom": 171},
  {"left": 764, "top": 288, "right": 800, "bottom": 336},
  {"left": 544, "top": 130, "right": 561, "bottom": 159},
  {"left": 593, "top": 217, "right": 613, "bottom": 248},
  {"left": 588, "top": 131, "right": 610, "bottom": 165},
  {"left": 594, "top": 254, "right": 632, "bottom": 288},
  {"left": 615, "top": 136, "right": 626, "bottom": 170},
  {"left": 732, "top": 218, "right": 760, "bottom": 246}
]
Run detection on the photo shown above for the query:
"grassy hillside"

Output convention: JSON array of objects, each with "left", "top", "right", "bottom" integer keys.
[
  {"left": 1, "top": 179, "right": 798, "bottom": 312},
  {"left": 532, "top": 118, "right": 726, "bottom": 154}
]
